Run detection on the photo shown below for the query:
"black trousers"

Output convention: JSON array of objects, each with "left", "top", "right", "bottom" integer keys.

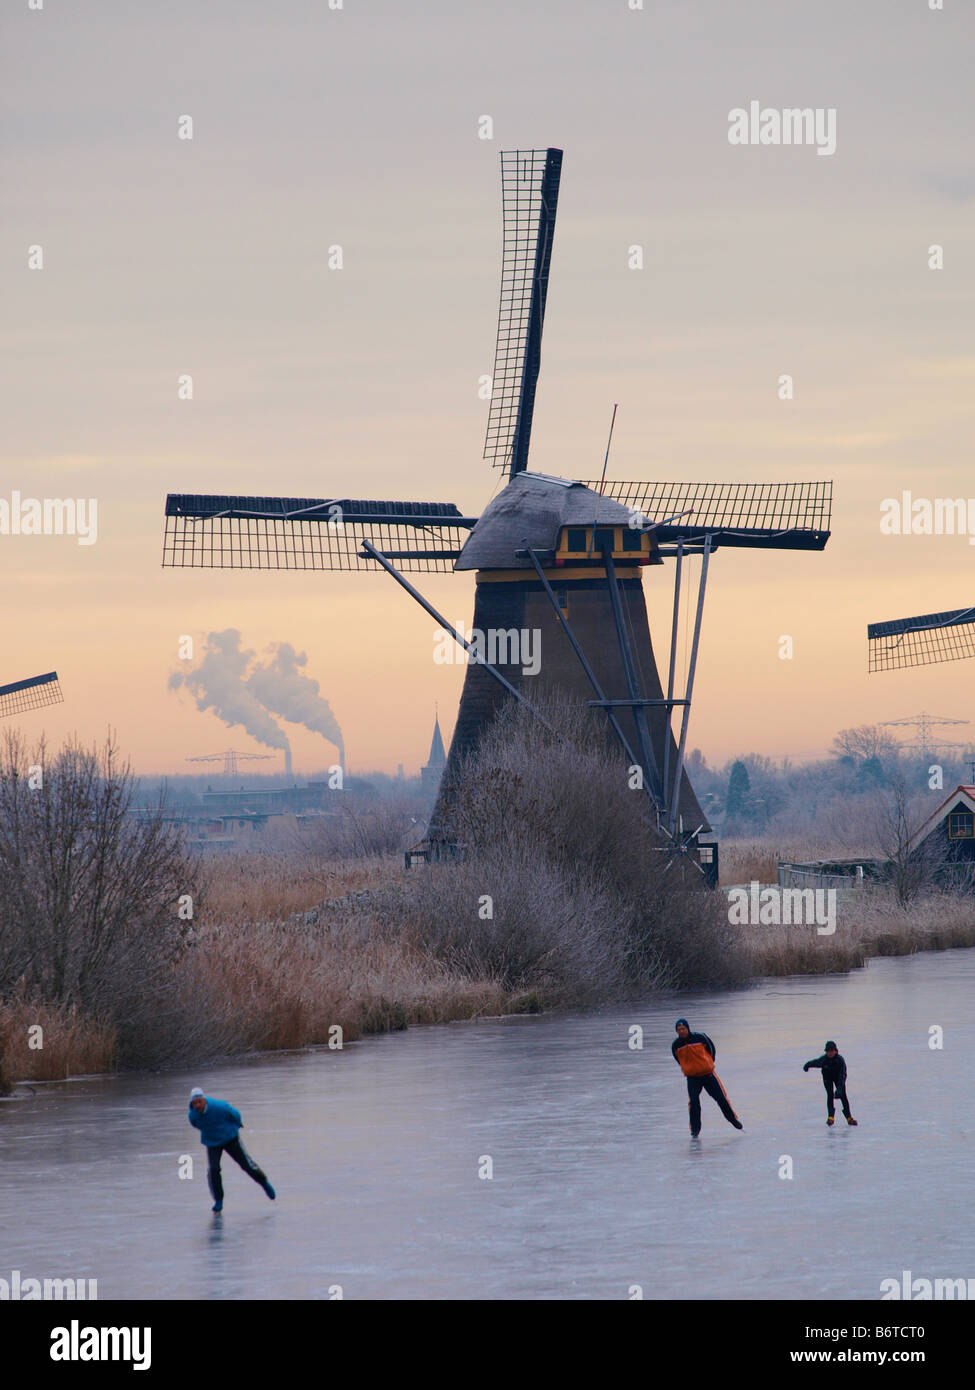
[
  {"left": 824, "top": 1077, "right": 852, "bottom": 1118},
  {"left": 687, "top": 1073, "right": 740, "bottom": 1133},
  {"left": 206, "top": 1136, "right": 269, "bottom": 1203}
]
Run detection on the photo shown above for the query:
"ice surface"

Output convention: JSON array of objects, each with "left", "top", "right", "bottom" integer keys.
[{"left": 2, "top": 949, "right": 974, "bottom": 1300}]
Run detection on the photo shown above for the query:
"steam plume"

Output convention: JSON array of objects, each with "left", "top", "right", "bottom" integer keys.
[
  {"left": 246, "top": 642, "right": 345, "bottom": 768},
  {"left": 170, "top": 630, "right": 344, "bottom": 769},
  {"left": 169, "top": 630, "right": 290, "bottom": 756}
]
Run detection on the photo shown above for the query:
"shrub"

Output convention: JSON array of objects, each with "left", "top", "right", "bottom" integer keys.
[{"left": 420, "top": 696, "right": 746, "bottom": 999}]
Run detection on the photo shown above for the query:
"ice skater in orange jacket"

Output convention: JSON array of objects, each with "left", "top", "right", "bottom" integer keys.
[{"left": 671, "top": 1018, "right": 743, "bottom": 1137}]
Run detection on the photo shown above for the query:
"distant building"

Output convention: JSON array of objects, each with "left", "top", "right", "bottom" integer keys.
[
  {"left": 201, "top": 784, "right": 334, "bottom": 814},
  {"left": 420, "top": 715, "right": 446, "bottom": 792},
  {"left": 143, "top": 807, "right": 333, "bottom": 851},
  {"left": 909, "top": 785, "right": 975, "bottom": 890}
]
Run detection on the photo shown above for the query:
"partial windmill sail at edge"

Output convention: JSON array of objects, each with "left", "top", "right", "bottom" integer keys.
[
  {"left": 868, "top": 607, "right": 975, "bottom": 672},
  {"left": 0, "top": 671, "right": 63, "bottom": 719}
]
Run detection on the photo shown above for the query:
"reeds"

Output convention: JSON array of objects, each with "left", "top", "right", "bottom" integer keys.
[
  {"left": 196, "top": 851, "right": 398, "bottom": 924},
  {"left": 737, "top": 887, "right": 975, "bottom": 975},
  {"left": 718, "top": 837, "right": 878, "bottom": 887},
  {"left": 0, "top": 993, "right": 117, "bottom": 1092},
  {"left": 185, "top": 912, "right": 508, "bottom": 1053}
]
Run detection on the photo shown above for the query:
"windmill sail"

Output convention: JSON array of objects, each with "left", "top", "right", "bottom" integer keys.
[
  {"left": 586, "top": 479, "right": 832, "bottom": 550},
  {"left": 163, "top": 495, "right": 476, "bottom": 572},
  {"left": 868, "top": 607, "right": 975, "bottom": 671},
  {"left": 483, "top": 148, "right": 563, "bottom": 478},
  {"left": 0, "top": 671, "right": 63, "bottom": 719}
]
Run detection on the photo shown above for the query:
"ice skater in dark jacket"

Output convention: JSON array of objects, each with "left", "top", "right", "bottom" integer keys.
[
  {"left": 803, "top": 1042, "right": 858, "bottom": 1126},
  {"left": 671, "top": 1019, "right": 743, "bottom": 1137},
  {"left": 188, "top": 1087, "right": 276, "bottom": 1212}
]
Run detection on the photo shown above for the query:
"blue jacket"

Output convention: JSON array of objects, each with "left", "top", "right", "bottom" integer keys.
[{"left": 188, "top": 1098, "right": 243, "bottom": 1147}]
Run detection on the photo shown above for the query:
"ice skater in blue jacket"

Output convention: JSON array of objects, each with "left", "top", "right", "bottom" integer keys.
[{"left": 188, "top": 1087, "right": 276, "bottom": 1212}]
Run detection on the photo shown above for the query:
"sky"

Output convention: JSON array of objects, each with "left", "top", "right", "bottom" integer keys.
[{"left": 2, "top": 0, "right": 974, "bottom": 777}]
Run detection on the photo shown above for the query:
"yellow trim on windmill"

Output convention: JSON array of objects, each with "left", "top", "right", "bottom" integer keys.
[{"left": 555, "top": 524, "right": 661, "bottom": 566}]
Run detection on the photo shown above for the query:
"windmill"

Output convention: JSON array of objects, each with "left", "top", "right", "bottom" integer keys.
[
  {"left": 161, "top": 148, "right": 832, "bottom": 882},
  {"left": 186, "top": 749, "right": 276, "bottom": 780},
  {"left": 868, "top": 607, "right": 975, "bottom": 672},
  {"left": 0, "top": 671, "right": 63, "bottom": 720}
]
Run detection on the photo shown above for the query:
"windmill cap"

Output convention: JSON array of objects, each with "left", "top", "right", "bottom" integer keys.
[{"left": 455, "top": 474, "right": 637, "bottom": 571}]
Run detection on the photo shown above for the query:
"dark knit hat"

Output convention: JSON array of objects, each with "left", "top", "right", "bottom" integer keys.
[
  {"left": 675, "top": 1018, "right": 690, "bottom": 1030},
  {"left": 824, "top": 1040, "right": 837, "bottom": 1051}
]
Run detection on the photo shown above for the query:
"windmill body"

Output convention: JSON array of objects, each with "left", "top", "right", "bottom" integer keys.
[
  {"left": 163, "top": 147, "right": 831, "bottom": 882},
  {"left": 442, "top": 471, "right": 706, "bottom": 831}
]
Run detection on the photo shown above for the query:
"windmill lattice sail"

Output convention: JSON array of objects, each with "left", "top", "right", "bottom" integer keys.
[
  {"left": 484, "top": 148, "right": 563, "bottom": 478},
  {"left": 163, "top": 496, "right": 475, "bottom": 573},
  {"left": 587, "top": 479, "right": 832, "bottom": 550},
  {"left": 868, "top": 608, "right": 975, "bottom": 672},
  {"left": 0, "top": 671, "right": 63, "bottom": 719}
]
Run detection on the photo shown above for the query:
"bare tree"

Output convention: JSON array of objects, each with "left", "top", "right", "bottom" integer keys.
[
  {"left": 0, "top": 731, "right": 200, "bottom": 1044},
  {"left": 831, "top": 725, "right": 900, "bottom": 763}
]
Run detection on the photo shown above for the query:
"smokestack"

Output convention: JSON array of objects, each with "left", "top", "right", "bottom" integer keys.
[{"left": 285, "top": 747, "right": 293, "bottom": 781}]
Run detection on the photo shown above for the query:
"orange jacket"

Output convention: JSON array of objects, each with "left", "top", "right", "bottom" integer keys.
[{"left": 672, "top": 1031, "right": 717, "bottom": 1077}]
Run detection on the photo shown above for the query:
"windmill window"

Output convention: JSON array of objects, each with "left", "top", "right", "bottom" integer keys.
[
  {"left": 699, "top": 846, "right": 714, "bottom": 863},
  {"left": 949, "top": 812, "right": 974, "bottom": 838},
  {"left": 594, "top": 527, "right": 615, "bottom": 550},
  {"left": 621, "top": 529, "right": 642, "bottom": 552},
  {"left": 566, "top": 528, "right": 587, "bottom": 552},
  {"left": 556, "top": 587, "right": 569, "bottom": 616}
]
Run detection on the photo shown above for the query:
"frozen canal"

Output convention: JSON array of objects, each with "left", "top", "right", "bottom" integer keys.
[{"left": 3, "top": 949, "right": 974, "bottom": 1300}]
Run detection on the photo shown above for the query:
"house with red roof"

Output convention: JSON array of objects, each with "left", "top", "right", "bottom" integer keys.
[{"left": 909, "top": 784, "right": 975, "bottom": 889}]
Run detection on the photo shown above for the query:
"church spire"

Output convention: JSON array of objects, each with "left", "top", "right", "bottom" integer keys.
[{"left": 421, "top": 708, "right": 446, "bottom": 790}]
